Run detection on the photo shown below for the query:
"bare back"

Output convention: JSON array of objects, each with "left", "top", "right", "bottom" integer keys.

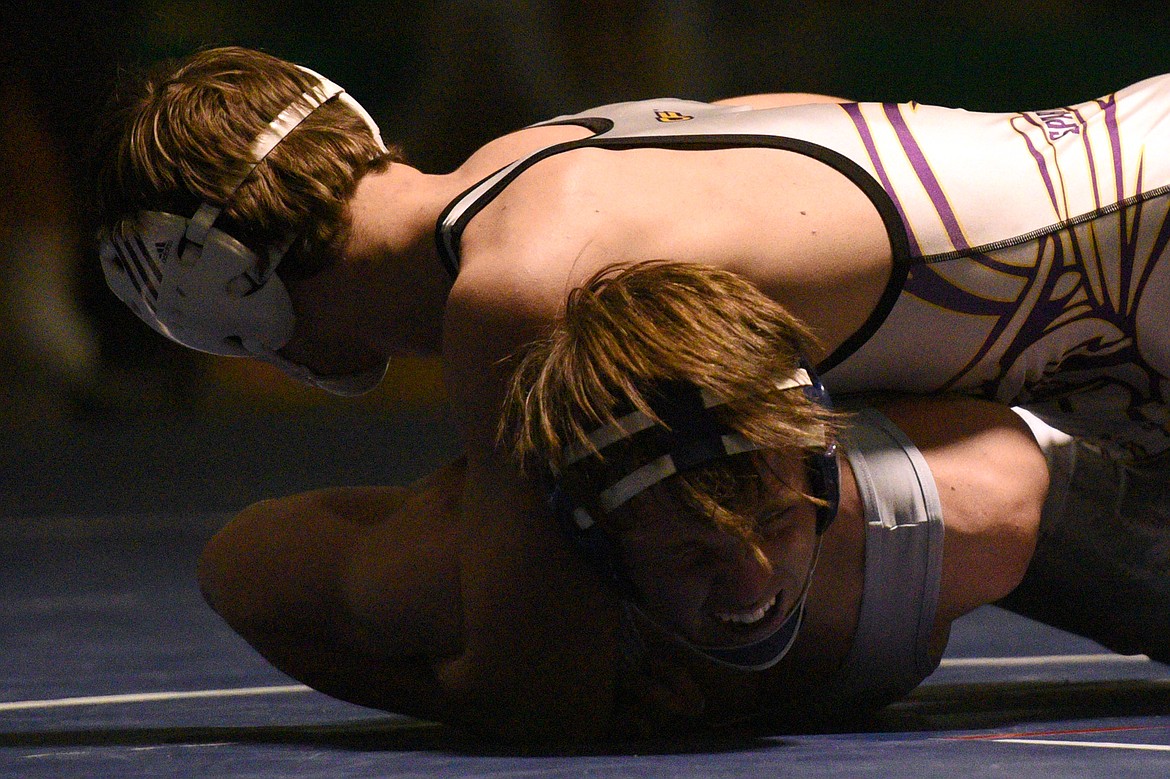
[{"left": 450, "top": 128, "right": 892, "bottom": 363}]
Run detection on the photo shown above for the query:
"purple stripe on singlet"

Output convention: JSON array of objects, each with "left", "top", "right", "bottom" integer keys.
[
  {"left": 1134, "top": 191, "right": 1170, "bottom": 309},
  {"left": 1101, "top": 94, "right": 1136, "bottom": 307},
  {"left": 882, "top": 103, "right": 970, "bottom": 252},
  {"left": 1118, "top": 190, "right": 1142, "bottom": 311},
  {"left": 1102, "top": 95, "right": 1125, "bottom": 211},
  {"left": 1013, "top": 114, "right": 1062, "bottom": 214},
  {"left": 1071, "top": 104, "right": 1103, "bottom": 211},
  {"left": 841, "top": 103, "right": 922, "bottom": 257}
]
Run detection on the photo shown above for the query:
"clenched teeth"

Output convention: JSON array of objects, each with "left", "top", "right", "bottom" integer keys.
[{"left": 716, "top": 595, "right": 776, "bottom": 625}]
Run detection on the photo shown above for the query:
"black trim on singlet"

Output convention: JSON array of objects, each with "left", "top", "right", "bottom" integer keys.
[
  {"left": 433, "top": 130, "right": 913, "bottom": 371},
  {"left": 432, "top": 118, "right": 617, "bottom": 280},
  {"left": 538, "top": 117, "right": 617, "bottom": 135},
  {"left": 434, "top": 199, "right": 470, "bottom": 281}
]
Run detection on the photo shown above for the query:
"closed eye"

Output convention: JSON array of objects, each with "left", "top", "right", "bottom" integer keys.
[
  {"left": 652, "top": 539, "right": 717, "bottom": 574},
  {"left": 756, "top": 504, "right": 799, "bottom": 536}
]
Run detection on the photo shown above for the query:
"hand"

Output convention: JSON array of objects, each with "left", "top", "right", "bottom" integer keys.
[{"left": 612, "top": 643, "right": 706, "bottom": 738}]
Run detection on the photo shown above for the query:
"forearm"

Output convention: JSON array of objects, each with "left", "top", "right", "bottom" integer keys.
[
  {"left": 196, "top": 480, "right": 466, "bottom": 720},
  {"left": 197, "top": 462, "right": 631, "bottom": 740},
  {"left": 711, "top": 92, "right": 852, "bottom": 109}
]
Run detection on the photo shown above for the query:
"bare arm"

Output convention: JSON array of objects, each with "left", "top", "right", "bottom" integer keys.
[
  {"left": 198, "top": 463, "right": 467, "bottom": 724},
  {"left": 197, "top": 456, "right": 624, "bottom": 739},
  {"left": 438, "top": 270, "right": 635, "bottom": 738},
  {"left": 879, "top": 396, "right": 1048, "bottom": 627},
  {"left": 198, "top": 260, "right": 636, "bottom": 740},
  {"left": 711, "top": 93, "right": 852, "bottom": 109}
]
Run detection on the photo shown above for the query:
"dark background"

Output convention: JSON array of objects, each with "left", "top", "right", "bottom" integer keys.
[{"left": 3, "top": 1, "right": 1170, "bottom": 516}]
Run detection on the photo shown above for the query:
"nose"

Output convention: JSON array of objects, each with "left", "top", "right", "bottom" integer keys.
[{"left": 710, "top": 534, "right": 774, "bottom": 604}]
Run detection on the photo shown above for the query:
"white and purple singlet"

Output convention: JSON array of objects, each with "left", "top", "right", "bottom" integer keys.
[{"left": 439, "top": 75, "right": 1170, "bottom": 457}]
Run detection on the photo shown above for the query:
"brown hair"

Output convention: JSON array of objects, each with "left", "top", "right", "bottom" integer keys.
[
  {"left": 502, "top": 261, "right": 840, "bottom": 551},
  {"left": 94, "top": 46, "right": 402, "bottom": 281}
]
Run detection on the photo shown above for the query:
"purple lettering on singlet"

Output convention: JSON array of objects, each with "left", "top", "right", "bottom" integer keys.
[{"left": 1034, "top": 109, "right": 1082, "bottom": 141}]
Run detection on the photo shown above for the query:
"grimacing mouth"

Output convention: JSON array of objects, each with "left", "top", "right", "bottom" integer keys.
[
  {"left": 700, "top": 587, "right": 790, "bottom": 647},
  {"left": 715, "top": 593, "right": 777, "bottom": 625}
]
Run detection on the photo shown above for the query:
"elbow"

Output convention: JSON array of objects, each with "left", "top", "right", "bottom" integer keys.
[
  {"left": 941, "top": 449, "right": 1047, "bottom": 615},
  {"left": 983, "top": 456, "right": 1048, "bottom": 602},
  {"left": 991, "top": 502, "right": 1042, "bottom": 601},
  {"left": 943, "top": 499, "right": 1041, "bottom": 619},
  {"left": 196, "top": 498, "right": 286, "bottom": 635},
  {"left": 982, "top": 415, "right": 1051, "bottom": 601}
]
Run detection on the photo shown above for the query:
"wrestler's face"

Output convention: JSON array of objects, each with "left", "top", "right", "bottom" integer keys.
[{"left": 615, "top": 450, "right": 819, "bottom": 649}]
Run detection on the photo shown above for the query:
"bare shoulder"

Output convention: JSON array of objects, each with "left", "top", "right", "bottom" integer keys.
[
  {"left": 444, "top": 167, "right": 614, "bottom": 450},
  {"left": 455, "top": 122, "right": 593, "bottom": 178},
  {"left": 463, "top": 141, "right": 611, "bottom": 246}
]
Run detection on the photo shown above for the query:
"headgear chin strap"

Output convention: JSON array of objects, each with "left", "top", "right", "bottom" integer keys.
[
  {"left": 100, "top": 66, "right": 390, "bottom": 395},
  {"left": 245, "top": 342, "right": 390, "bottom": 397},
  {"left": 629, "top": 532, "right": 821, "bottom": 672},
  {"left": 550, "top": 360, "right": 839, "bottom": 671}
]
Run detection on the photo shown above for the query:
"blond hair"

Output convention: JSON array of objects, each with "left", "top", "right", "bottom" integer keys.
[
  {"left": 502, "top": 261, "right": 839, "bottom": 547},
  {"left": 94, "top": 46, "right": 400, "bottom": 280}
]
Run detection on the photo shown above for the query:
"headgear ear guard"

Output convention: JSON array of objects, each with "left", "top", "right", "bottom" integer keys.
[
  {"left": 548, "top": 485, "right": 640, "bottom": 600},
  {"left": 548, "top": 359, "right": 839, "bottom": 670},
  {"left": 800, "top": 364, "right": 839, "bottom": 534},
  {"left": 100, "top": 66, "right": 390, "bottom": 395}
]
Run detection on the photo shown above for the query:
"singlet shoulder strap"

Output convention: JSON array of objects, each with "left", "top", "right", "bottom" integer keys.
[
  {"left": 818, "top": 407, "right": 945, "bottom": 709},
  {"left": 434, "top": 97, "right": 908, "bottom": 285}
]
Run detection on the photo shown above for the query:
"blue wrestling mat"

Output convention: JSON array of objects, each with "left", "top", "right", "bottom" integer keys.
[{"left": 3, "top": 411, "right": 1169, "bottom": 778}]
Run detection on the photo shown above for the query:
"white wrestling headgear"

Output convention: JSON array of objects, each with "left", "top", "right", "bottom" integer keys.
[{"left": 100, "top": 66, "right": 390, "bottom": 396}]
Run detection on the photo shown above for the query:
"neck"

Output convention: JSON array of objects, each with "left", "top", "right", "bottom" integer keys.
[{"left": 345, "top": 165, "right": 465, "bottom": 357}]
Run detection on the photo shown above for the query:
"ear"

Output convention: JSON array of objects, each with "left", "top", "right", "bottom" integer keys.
[{"left": 755, "top": 447, "right": 808, "bottom": 496}]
